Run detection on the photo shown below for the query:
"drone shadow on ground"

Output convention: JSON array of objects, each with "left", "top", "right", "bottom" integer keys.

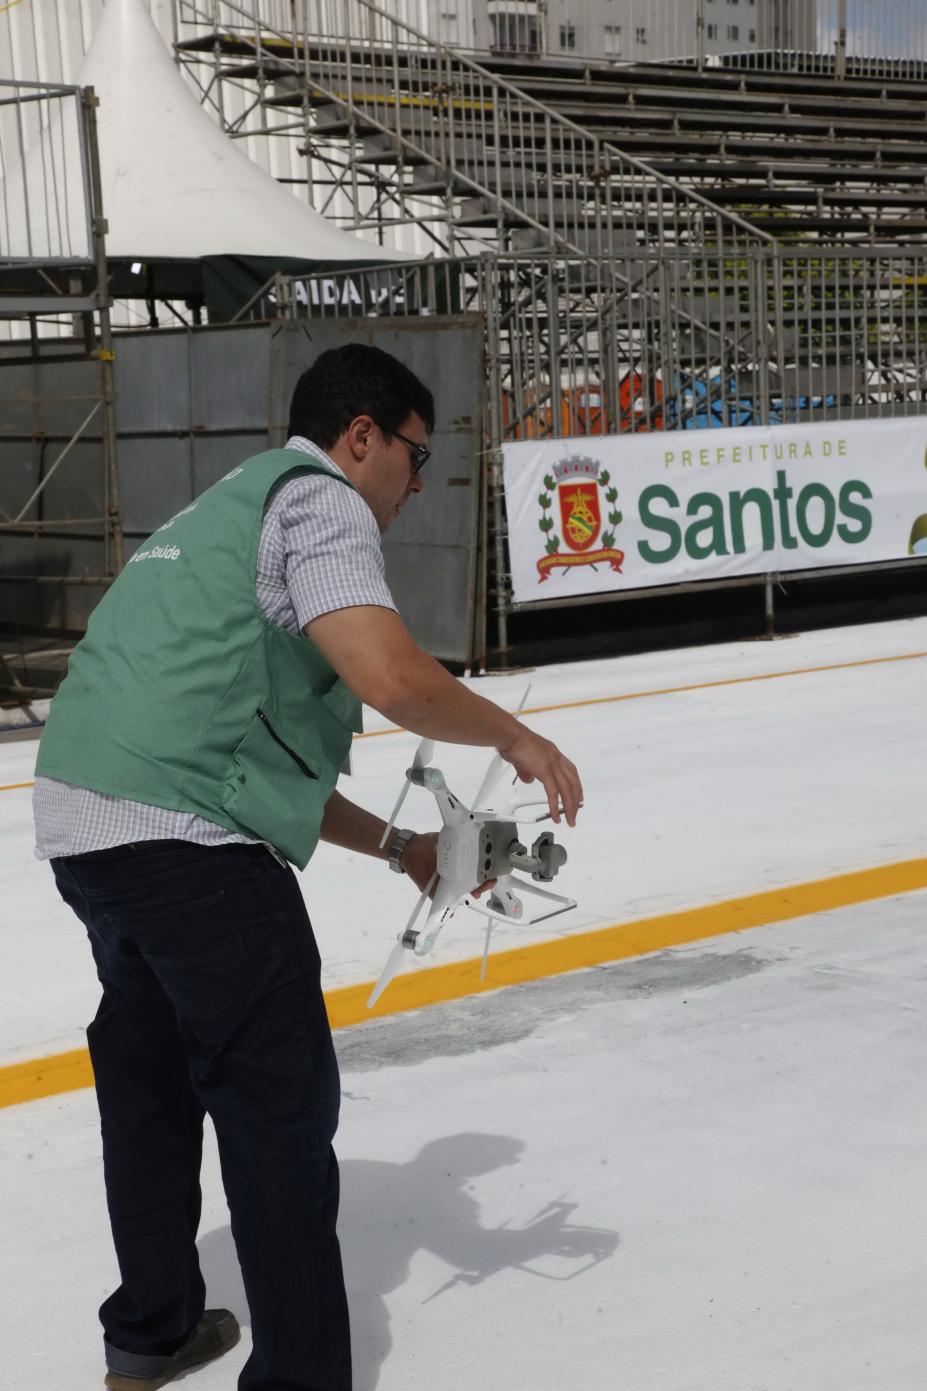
[{"left": 197, "top": 1131, "right": 619, "bottom": 1391}]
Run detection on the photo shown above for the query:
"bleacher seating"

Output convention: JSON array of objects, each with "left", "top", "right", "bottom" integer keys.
[
  {"left": 177, "top": 30, "right": 927, "bottom": 245},
  {"left": 486, "top": 57, "right": 927, "bottom": 239}
]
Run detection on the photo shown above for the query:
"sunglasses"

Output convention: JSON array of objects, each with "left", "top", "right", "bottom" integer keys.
[{"left": 390, "top": 428, "right": 431, "bottom": 475}]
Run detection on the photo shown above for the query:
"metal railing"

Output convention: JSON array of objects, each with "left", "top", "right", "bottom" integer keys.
[
  {"left": 0, "top": 82, "right": 123, "bottom": 628},
  {"left": 498, "top": 247, "right": 927, "bottom": 432},
  {"left": 174, "top": 0, "right": 927, "bottom": 78},
  {"left": 0, "top": 81, "right": 95, "bottom": 264},
  {"left": 237, "top": 247, "right": 927, "bottom": 435},
  {"left": 306, "top": 0, "right": 776, "bottom": 253}
]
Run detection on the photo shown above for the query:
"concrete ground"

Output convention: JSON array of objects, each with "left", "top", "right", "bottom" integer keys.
[{"left": 2, "top": 616, "right": 926, "bottom": 1389}]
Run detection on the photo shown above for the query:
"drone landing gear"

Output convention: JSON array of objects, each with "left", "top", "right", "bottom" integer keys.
[{"left": 481, "top": 917, "right": 494, "bottom": 982}]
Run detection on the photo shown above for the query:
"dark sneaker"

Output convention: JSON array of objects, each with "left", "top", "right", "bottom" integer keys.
[{"left": 103, "top": 1309, "right": 241, "bottom": 1391}]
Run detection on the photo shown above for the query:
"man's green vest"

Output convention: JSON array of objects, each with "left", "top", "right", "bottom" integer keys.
[{"left": 36, "top": 449, "right": 364, "bottom": 869}]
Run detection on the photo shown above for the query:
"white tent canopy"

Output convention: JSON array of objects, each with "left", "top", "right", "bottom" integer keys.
[{"left": 2, "top": 0, "right": 412, "bottom": 264}]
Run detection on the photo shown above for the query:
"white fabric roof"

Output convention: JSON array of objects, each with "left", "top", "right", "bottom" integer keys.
[
  {"left": 2, "top": 0, "right": 412, "bottom": 264},
  {"left": 83, "top": 0, "right": 412, "bottom": 261}
]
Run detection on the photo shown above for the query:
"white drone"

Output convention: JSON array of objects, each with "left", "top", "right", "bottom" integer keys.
[{"left": 368, "top": 691, "right": 576, "bottom": 1008}]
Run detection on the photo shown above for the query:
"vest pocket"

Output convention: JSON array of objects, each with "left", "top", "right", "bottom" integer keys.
[
  {"left": 255, "top": 708, "right": 318, "bottom": 779},
  {"left": 220, "top": 708, "right": 324, "bottom": 866}
]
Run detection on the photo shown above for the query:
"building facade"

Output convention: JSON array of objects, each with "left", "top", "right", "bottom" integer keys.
[{"left": 474, "top": 0, "right": 817, "bottom": 64}]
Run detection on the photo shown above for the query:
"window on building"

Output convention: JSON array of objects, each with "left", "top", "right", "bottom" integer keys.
[
  {"left": 727, "top": 23, "right": 739, "bottom": 38},
  {"left": 440, "top": 10, "right": 457, "bottom": 20},
  {"left": 559, "top": 22, "right": 576, "bottom": 49},
  {"left": 748, "top": 27, "right": 756, "bottom": 40},
  {"left": 706, "top": 22, "right": 717, "bottom": 38},
  {"left": 490, "top": 13, "right": 540, "bottom": 53},
  {"left": 604, "top": 24, "right": 622, "bottom": 55},
  {"left": 635, "top": 25, "right": 647, "bottom": 43}
]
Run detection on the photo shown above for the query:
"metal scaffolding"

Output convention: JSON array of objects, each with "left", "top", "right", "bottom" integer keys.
[
  {"left": 172, "top": 0, "right": 775, "bottom": 258},
  {"left": 171, "top": 0, "right": 927, "bottom": 253},
  {"left": 0, "top": 80, "right": 122, "bottom": 692}
]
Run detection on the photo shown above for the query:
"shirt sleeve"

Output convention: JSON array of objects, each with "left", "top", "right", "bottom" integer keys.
[{"left": 277, "top": 473, "right": 398, "bottom": 630}]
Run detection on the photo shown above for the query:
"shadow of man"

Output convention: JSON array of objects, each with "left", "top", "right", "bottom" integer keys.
[{"left": 197, "top": 1132, "right": 618, "bottom": 1391}]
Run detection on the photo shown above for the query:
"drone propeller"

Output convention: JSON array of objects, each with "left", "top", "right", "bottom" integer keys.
[
  {"left": 414, "top": 874, "right": 468, "bottom": 957},
  {"left": 378, "top": 735, "right": 436, "bottom": 850},
  {"left": 472, "top": 685, "right": 532, "bottom": 815},
  {"left": 367, "top": 938, "right": 408, "bottom": 1010},
  {"left": 367, "top": 869, "right": 439, "bottom": 1009}
]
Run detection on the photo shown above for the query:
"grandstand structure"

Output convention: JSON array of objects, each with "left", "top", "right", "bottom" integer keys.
[
  {"left": 2, "top": 0, "right": 925, "bottom": 662},
  {"left": 168, "top": 0, "right": 927, "bottom": 650},
  {"left": 172, "top": 0, "right": 927, "bottom": 247},
  {"left": 170, "top": 5, "right": 927, "bottom": 434}
]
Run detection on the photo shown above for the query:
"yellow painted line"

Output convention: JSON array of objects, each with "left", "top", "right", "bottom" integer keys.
[
  {"left": 0, "top": 1048, "right": 94, "bottom": 1109},
  {"left": 333, "top": 856, "right": 927, "bottom": 1024},
  {"left": 3, "top": 856, "right": 926, "bottom": 1110},
  {"left": 5, "top": 647, "right": 927, "bottom": 782},
  {"left": 521, "top": 649, "right": 927, "bottom": 721},
  {"left": 353, "top": 647, "right": 927, "bottom": 741},
  {"left": 0, "top": 0, "right": 28, "bottom": 13}
]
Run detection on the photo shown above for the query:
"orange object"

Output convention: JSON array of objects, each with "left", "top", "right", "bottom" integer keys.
[{"left": 501, "top": 376, "right": 663, "bottom": 439}]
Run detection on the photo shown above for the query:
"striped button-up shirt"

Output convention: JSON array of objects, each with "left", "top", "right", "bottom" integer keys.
[{"left": 33, "top": 436, "right": 395, "bottom": 860}]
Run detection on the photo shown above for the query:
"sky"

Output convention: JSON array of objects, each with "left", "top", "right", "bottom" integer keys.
[{"left": 816, "top": 0, "right": 927, "bottom": 58}]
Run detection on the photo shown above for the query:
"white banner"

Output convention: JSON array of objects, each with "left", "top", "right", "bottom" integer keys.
[{"left": 503, "top": 417, "right": 927, "bottom": 605}]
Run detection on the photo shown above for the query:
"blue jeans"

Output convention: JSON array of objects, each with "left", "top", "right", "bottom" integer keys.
[{"left": 52, "top": 839, "right": 351, "bottom": 1391}]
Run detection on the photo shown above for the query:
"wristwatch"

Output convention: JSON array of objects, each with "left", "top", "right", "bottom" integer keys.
[{"left": 388, "top": 828, "right": 416, "bottom": 874}]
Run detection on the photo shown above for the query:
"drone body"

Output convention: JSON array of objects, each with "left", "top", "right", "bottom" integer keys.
[{"left": 368, "top": 693, "right": 576, "bottom": 1008}]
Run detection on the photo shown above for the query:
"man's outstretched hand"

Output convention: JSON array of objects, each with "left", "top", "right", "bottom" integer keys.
[{"left": 496, "top": 726, "right": 583, "bottom": 827}]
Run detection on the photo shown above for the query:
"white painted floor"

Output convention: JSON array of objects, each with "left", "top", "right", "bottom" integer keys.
[{"left": 2, "top": 616, "right": 927, "bottom": 1389}]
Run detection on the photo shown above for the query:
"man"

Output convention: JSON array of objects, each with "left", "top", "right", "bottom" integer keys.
[{"left": 33, "top": 343, "right": 582, "bottom": 1391}]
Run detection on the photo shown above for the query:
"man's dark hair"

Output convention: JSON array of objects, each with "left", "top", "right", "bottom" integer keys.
[{"left": 288, "top": 343, "right": 435, "bottom": 448}]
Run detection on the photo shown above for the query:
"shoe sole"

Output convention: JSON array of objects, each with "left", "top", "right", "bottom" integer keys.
[{"left": 103, "top": 1323, "right": 241, "bottom": 1391}]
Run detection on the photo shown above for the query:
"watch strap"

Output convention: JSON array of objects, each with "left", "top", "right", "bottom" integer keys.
[{"left": 388, "top": 828, "right": 416, "bottom": 874}]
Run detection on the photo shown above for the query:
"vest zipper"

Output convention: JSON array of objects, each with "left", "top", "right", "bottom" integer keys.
[{"left": 256, "top": 709, "right": 318, "bottom": 780}]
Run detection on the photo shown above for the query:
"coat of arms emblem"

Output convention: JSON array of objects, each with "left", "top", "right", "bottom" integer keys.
[{"left": 536, "top": 457, "right": 624, "bottom": 582}]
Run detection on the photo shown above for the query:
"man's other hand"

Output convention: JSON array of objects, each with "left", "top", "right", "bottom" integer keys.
[
  {"left": 399, "top": 831, "right": 438, "bottom": 896},
  {"left": 400, "top": 832, "right": 495, "bottom": 901}
]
